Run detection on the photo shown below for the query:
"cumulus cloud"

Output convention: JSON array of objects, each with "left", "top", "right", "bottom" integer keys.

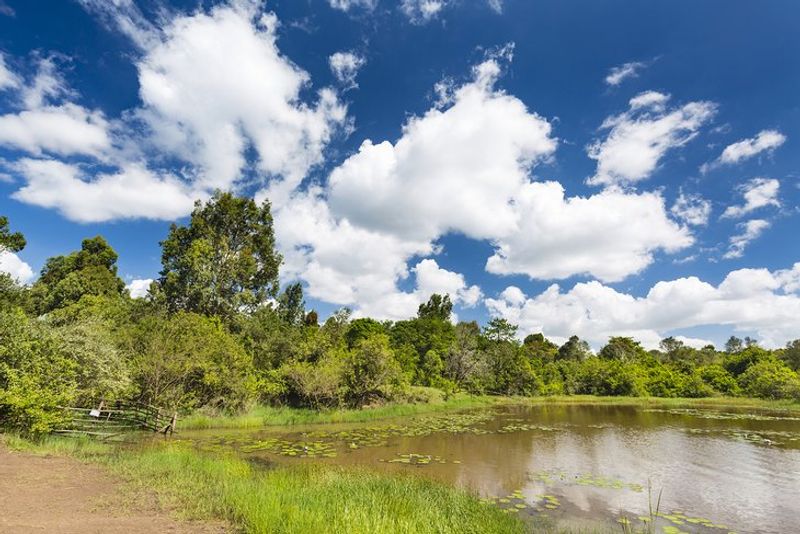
[
  {"left": 11, "top": 158, "right": 198, "bottom": 223},
  {"left": 671, "top": 191, "right": 711, "bottom": 226},
  {"left": 271, "top": 55, "right": 699, "bottom": 317},
  {"left": 329, "top": 51, "right": 366, "bottom": 89},
  {"left": 6, "top": 2, "right": 349, "bottom": 222},
  {"left": 0, "top": 57, "right": 112, "bottom": 158},
  {"left": 724, "top": 219, "right": 770, "bottom": 259},
  {"left": 587, "top": 92, "right": 716, "bottom": 187},
  {"left": 721, "top": 177, "right": 780, "bottom": 219},
  {"left": 126, "top": 278, "right": 153, "bottom": 298},
  {"left": 605, "top": 61, "right": 646, "bottom": 87},
  {"left": 485, "top": 183, "right": 693, "bottom": 282},
  {"left": 486, "top": 263, "right": 800, "bottom": 349},
  {"left": 134, "top": 3, "right": 347, "bottom": 199},
  {"left": 0, "top": 251, "right": 34, "bottom": 283}
]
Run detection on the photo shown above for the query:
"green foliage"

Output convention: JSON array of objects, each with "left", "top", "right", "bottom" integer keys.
[
  {"left": 32, "top": 236, "right": 125, "bottom": 314},
  {"left": 557, "top": 335, "right": 591, "bottom": 361},
  {"left": 159, "top": 191, "right": 282, "bottom": 320},
  {"left": 0, "top": 215, "right": 25, "bottom": 253},
  {"left": 482, "top": 317, "right": 517, "bottom": 343},
  {"left": 738, "top": 359, "right": 800, "bottom": 400},
  {"left": 345, "top": 318, "right": 385, "bottom": 349},
  {"left": 782, "top": 339, "right": 800, "bottom": 371},
  {"left": 599, "top": 337, "right": 648, "bottom": 361},
  {"left": 417, "top": 293, "right": 453, "bottom": 321},
  {"left": 124, "top": 311, "right": 255, "bottom": 411},
  {"left": 0, "top": 309, "right": 77, "bottom": 434},
  {"left": 277, "top": 282, "right": 305, "bottom": 325},
  {"left": 341, "top": 334, "right": 404, "bottom": 407}
]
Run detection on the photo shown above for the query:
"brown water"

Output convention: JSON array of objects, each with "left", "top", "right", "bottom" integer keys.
[{"left": 180, "top": 404, "right": 800, "bottom": 534}]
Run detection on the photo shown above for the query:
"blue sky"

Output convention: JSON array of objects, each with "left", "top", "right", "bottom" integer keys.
[{"left": 1, "top": 0, "right": 799, "bottom": 348}]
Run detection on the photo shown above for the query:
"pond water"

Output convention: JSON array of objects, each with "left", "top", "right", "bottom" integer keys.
[{"left": 178, "top": 404, "right": 800, "bottom": 533}]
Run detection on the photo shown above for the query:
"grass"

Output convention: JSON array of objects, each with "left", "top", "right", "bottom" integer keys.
[
  {"left": 515, "top": 395, "right": 800, "bottom": 413},
  {"left": 2, "top": 435, "right": 525, "bottom": 534},
  {"left": 180, "top": 393, "right": 800, "bottom": 431},
  {"left": 180, "top": 393, "right": 506, "bottom": 430}
]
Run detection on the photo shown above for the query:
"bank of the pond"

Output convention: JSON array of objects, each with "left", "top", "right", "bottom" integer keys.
[
  {"left": 180, "top": 393, "right": 506, "bottom": 429},
  {"left": 4, "top": 435, "right": 525, "bottom": 534},
  {"left": 180, "top": 394, "right": 800, "bottom": 430}
]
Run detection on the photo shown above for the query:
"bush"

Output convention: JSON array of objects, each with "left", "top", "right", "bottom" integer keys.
[
  {"left": 737, "top": 360, "right": 800, "bottom": 400},
  {"left": 0, "top": 309, "right": 78, "bottom": 434},
  {"left": 341, "top": 334, "right": 403, "bottom": 407}
]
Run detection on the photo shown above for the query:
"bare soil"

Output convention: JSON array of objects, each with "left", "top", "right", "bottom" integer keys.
[{"left": 0, "top": 446, "right": 229, "bottom": 534}]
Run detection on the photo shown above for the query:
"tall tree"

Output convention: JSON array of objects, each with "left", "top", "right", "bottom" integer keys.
[
  {"left": 0, "top": 216, "right": 25, "bottom": 253},
  {"left": 417, "top": 294, "right": 453, "bottom": 321},
  {"left": 159, "top": 191, "right": 282, "bottom": 320},
  {"left": 557, "top": 335, "right": 591, "bottom": 361},
  {"left": 277, "top": 282, "right": 305, "bottom": 325},
  {"left": 483, "top": 318, "right": 518, "bottom": 344},
  {"left": 32, "top": 236, "right": 125, "bottom": 313}
]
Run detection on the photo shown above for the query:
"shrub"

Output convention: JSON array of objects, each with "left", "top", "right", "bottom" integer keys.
[{"left": 737, "top": 360, "right": 800, "bottom": 400}]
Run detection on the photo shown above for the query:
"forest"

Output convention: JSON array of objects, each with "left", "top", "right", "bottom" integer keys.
[{"left": 2, "top": 192, "right": 800, "bottom": 435}]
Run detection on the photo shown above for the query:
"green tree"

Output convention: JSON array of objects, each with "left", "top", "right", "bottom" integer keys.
[
  {"left": 277, "top": 282, "right": 305, "bottom": 325},
  {"left": 159, "top": 191, "right": 282, "bottom": 320},
  {"left": 32, "top": 236, "right": 125, "bottom": 313},
  {"left": 781, "top": 339, "right": 800, "bottom": 371},
  {"left": 483, "top": 318, "right": 518, "bottom": 343},
  {"left": 557, "top": 335, "right": 591, "bottom": 361},
  {"left": 346, "top": 318, "right": 386, "bottom": 349},
  {"left": 725, "top": 336, "right": 744, "bottom": 354},
  {"left": 0, "top": 309, "right": 77, "bottom": 433},
  {"left": 124, "top": 312, "right": 255, "bottom": 411},
  {"left": 523, "top": 333, "right": 559, "bottom": 363},
  {"left": 599, "top": 337, "right": 648, "bottom": 362},
  {"left": 738, "top": 360, "right": 800, "bottom": 400},
  {"left": 445, "top": 321, "right": 485, "bottom": 389},
  {"left": 0, "top": 215, "right": 25, "bottom": 253},
  {"left": 417, "top": 294, "right": 453, "bottom": 321},
  {"left": 341, "top": 334, "right": 403, "bottom": 407}
]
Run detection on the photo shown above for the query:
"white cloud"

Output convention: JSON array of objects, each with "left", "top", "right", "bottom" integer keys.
[
  {"left": 486, "top": 0, "right": 503, "bottom": 13},
  {"left": 587, "top": 92, "right": 716, "bottom": 187},
  {"left": 0, "top": 251, "right": 34, "bottom": 283},
  {"left": 721, "top": 177, "right": 780, "bottom": 219},
  {"left": 401, "top": 0, "right": 449, "bottom": 24},
  {"left": 485, "top": 183, "right": 693, "bottom": 283},
  {"left": 718, "top": 129, "right": 786, "bottom": 166},
  {"left": 605, "top": 61, "right": 646, "bottom": 87},
  {"left": 486, "top": 263, "right": 800, "bottom": 349},
  {"left": 271, "top": 56, "right": 698, "bottom": 318},
  {"left": 0, "top": 52, "right": 20, "bottom": 91},
  {"left": 328, "top": 56, "right": 555, "bottom": 243},
  {"left": 0, "top": 56, "right": 112, "bottom": 158},
  {"left": 671, "top": 191, "right": 711, "bottom": 226},
  {"left": 329, "top": 51, "right": 366, "bottom": 89},
  {"left": 126, "top": 278, "right": 153, "bottom": 298},
  {"left": 0, "top": 104, "right": 111, "bottom": 158},
  {"left": 724, "top": 219, "right": 770, "bottom": 260},
  {"left": 327, "top": 0, "right": 377, "bottom": 12},
  {"left": 134, "top": 3, "right": 347, "bottom": 200},
  {"left": 11, "top": 158, "right": 198, "bottom": 223}
]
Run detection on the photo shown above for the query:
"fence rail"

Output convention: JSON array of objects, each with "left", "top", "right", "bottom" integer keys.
[{"left": 55, "top": 400, "right": 177, "bottom": 439}]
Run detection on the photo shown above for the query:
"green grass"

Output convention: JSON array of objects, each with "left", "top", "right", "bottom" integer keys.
[
  {"left": 180, "top": 393, "right": 506, "bottom": 430},
  {"left": 516, "top": 395, "right": 800, "bottom": 413},
  {"left": 180, "top": 393, "right": 800, "bottom": 430},
  {"left": 3, "top": 435, "right": 524, "bottom": 534}
]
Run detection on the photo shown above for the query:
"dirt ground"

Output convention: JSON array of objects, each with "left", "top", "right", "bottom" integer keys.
[{"left": 0, "top": 446, "right": 229, "bottom": 534}]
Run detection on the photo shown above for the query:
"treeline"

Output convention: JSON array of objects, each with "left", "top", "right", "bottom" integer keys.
[{"left": 1, "top": 196, "right": 800, "bottom": 435}]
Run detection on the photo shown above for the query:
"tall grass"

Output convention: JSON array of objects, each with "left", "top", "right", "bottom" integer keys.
[
  {"left": 180, "top": 393, "right": 504, "bottom": 430},
  {"left": 103, "top": 443, "right": 524, "bottom": 534},
  {"left": 517, "top": 395, "right": 800, "bottom": 412}
]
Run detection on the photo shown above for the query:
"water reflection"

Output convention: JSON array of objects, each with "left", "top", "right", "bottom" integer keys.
[{"left": 182, "top": 404, "right": 800, "bottom": 533}]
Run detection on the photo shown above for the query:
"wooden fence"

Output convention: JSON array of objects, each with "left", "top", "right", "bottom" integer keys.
[{"left": 55, "top": 400, "right": 177, "bottom": 439}]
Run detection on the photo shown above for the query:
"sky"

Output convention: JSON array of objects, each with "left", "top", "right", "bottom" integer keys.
[{"left": 1, "top": 0, "right": 799, "bottom": 349}]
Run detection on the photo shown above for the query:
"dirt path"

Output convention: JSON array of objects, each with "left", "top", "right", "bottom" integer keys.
[{"left": 0, "top": 446, "right": 229, "bottom": 534}]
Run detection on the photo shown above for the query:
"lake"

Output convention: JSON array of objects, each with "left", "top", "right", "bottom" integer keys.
[{"left": 178, "top": 403, "right": 800, "bottom": 533}]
